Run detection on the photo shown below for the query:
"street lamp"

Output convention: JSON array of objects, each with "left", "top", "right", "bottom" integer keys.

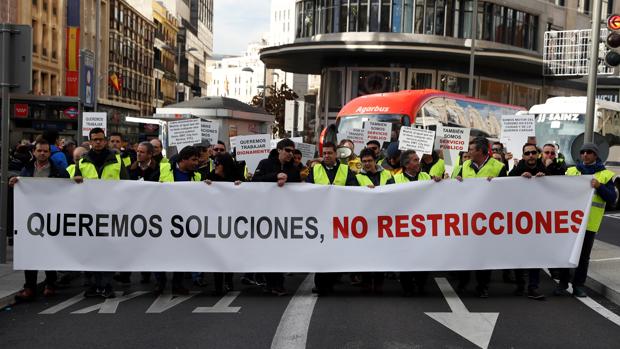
[{"left": 176, "top": 46, "right": 198, "bottom": 103}]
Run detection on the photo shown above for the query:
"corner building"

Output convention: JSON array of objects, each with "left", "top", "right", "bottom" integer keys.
[{"left": 261, "top": 0, "right": 619, "bottom": 127}]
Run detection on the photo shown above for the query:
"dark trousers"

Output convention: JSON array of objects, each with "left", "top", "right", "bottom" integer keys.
[
  {"left": 361, "top": 272, "right": 384, "bottom": 288},
  {"left": 154, "top": 272, "right": 184, "bottom": 288},
  {"left": 265, "top": 273, "right": 284, "bottom": 290},
  {"left": 24, "top": 270, "right": 57, "bottom": 290},
  {"left": 458, "top": 270, "right": 491, "bottom": 290},
  {"left": 314, "top": 273, "right": 338, "bottom": 293},
  {"left": 515, "top": 269, "right": 540, "bottom": 290},
  {"left": 559, "top": 230, "right": 596, "bottom": 287},
  {"left": 214, "top": 273, "right": 233, "bottom": 292},
  {"left": 93, "top": 272, "right": 113, "bottom": 289},
  {"left": 400, "top": 272, "right": 429, "bottom": 293}
]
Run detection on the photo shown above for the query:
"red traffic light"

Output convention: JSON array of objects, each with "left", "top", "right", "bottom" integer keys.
[
  {"left": 607, "top": 32, "right": 620, "bottom": 48},
  {"left": 608, "top": 14, "right": 620, "bottom": 31}
]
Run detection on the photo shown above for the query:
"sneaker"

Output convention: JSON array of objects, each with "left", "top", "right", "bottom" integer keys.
[
  {"left": 84, "top": 286, "right": 100, "bottom": 298},
  {"left": 43, "top": 286, "right": 56, "bottom": 297},
  {"left": 527, "top": 289, "right": 545, "bottom": 300},
  {"left": 573, "top": 286, "right": 587, "bottom": 298},
  {"left": 101, "top": 286, "right": 116, "bottom": 299},
  {"left": 241, "top": 276, "right": 255, "bottom": 286},
  {"left": 172, "top": 286, "right": 190, "bottom": 295},
  {"left": 15, "top": 288, "right": 35, "bottom": 301},
  {"left": 271, "top": 288, "right": 289, "bottom": 296}
]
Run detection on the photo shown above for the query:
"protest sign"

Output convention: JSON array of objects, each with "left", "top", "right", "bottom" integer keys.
[
  {"left": 338, "top": 128, "right": 366, "bottom": 154},
  {"left": 201, "top": 119, "right": 220, "bottom": 145},
  {"left": 270, "top": 137, "right": 303, "bottom": 149},
  {"left": 295, "top": 142, "right": 316, "bottom": 164},
  {"left": 501, "top": 115, "right": 536, "bottom": 157},
  {"left": 364, "top": 121, "right": 392, "bottom": 145},
  {"left": 14, "top": 176, "right": 593, "bottom": 272},
  {"left": 168, "top": 118, "right": 202, "bottom": 151},
  {"left": 82, "top": 112, "right": 107, "bottom": 137},
  {"left": 398, "top": 126, "right": 436, "bottom": 155},
  {"left": 230, "top": 134, "right": 271, "bottom": 173}
]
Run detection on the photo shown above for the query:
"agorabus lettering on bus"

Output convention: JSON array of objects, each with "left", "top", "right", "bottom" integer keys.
[{"left": 355, "top": 106, "right": 390, "bottom": 114}]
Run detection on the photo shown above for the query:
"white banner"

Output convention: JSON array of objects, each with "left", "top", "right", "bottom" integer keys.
[
  {"left": 14, "top": 177, "right": 593, "bottom": 272},
  {"left": 82, "top": 112, "right": 107, "bottom": 137}
]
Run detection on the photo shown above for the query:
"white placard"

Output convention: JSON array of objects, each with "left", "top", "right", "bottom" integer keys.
[
  {"left": 364, "top": 121, "right": 392, "bottom": 145},
  {"left": 284, "top": 100, "right": 295, "bottom": 132},
  {"left": 437, "top": 125, "right": 470, "bottom": 152},
  {"left": 82, "top": 112, "right": 107, "bottom": 137},
  {"left": 270, "top": 137, "right": 303, "bottom": 149},
  {"left": 297, "top": 101, "right": 305, "bottom": 132},
  {"left": 398, "top": 126, "right": 436, "bottom": 155},
  {"left": 295, "top": 142, "right": 316, "bottom": 165},
  {"left": 231, "top": 134, "right": 272, "bottom": 173},
  {"left": 201, "top": 119, "right": 220, "bottom": 145},
  {"left": 14, "top": 176, "right": 593, "bottom": 272},
  {"left": 168, "top": 118, "right": 202, "bottom": 151},
  {"left": 338, "top": 128, "right": 366, "bottom": 154},
  {"left": 501, "top": 115, "right": 536, "bottom": 157}
]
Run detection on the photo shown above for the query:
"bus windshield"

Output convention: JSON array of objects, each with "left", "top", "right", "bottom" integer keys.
[
  {"left": 338, "top": 114, "right": 409, "bottom": 141},
  {"left": 534, "top": 113, "right": 585, "bottom": 165}
]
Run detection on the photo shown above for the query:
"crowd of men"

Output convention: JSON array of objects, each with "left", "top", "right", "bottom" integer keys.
[{"left": 6, "top": 128, "right": 616, "bottom": 302}]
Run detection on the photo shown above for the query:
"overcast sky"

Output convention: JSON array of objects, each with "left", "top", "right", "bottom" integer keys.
[{"left": 213, "top": 0, "right": 271, "bottom": 56}]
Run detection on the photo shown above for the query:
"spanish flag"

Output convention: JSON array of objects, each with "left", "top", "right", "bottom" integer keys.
[
  {"left": 65, "top": 27, "right": 80, "bottom": 71},
  {"left": 110, "top": 73, "right": 122, "bottom": 92}
]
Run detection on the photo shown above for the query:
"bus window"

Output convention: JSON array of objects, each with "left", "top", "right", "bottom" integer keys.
[{"left": 535, "top": 113, "right": 585, "bottom": 165}]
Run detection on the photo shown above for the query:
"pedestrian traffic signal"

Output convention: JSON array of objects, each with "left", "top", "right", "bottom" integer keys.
[{"left": 606, "top": 14, "right": 620, "bottom": 67}]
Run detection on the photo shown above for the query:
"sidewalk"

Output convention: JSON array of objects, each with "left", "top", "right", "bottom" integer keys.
[
  {"left": 586, "top": 239, "right": 620, "bottom": 305},
  {"left": 0, "top": 241, "right": 619, "bottom": 308}
]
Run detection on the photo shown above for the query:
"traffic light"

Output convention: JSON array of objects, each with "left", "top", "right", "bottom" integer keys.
[{"left": 605, "top": 14, "right": 620, "bottom": 67}]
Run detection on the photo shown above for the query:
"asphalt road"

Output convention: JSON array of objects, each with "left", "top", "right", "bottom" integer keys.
[
  {"left": 2, "top": 217, "right": 619, "bottom": 349},
  {"left": 598, "top": 214, "right": 620, "bottom": 247}
]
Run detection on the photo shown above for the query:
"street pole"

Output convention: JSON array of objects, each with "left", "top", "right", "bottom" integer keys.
[
  {"left": 585, "top": 0, "right": 603, "bottom": 143},
  {"left": 468, "top": 0, "right": 478, "bottom": 97},
  {"left": 77, "top": 50, "right": 83, "bottom": 142},
  {"left": 94, "top": 0, "right": 100, "bottom": 112},
  {"left": 0, "top": 26, "right": 11, "bottom": 263},
  {"left": 176, "top": 45, "right": 182, "bottom": 103},
  {"left": 263, "top": 65, "right": 267, "bottom": 110}
]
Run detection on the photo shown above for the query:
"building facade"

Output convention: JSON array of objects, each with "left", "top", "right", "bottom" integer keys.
[
  {"left": 153, "top": 0, "right": 179, "bottom": 107},
  {"left": 261, "top": 0, "right": 620, "bottom": 133}
]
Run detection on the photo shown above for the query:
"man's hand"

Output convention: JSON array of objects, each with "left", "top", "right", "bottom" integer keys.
[
  {"left": 456, "top": 176, "right": 463, "bottom": 182},
  {"left": 277, "top": 173, "right": 288, "bottom": 187},
  {"left": 367, "top": 184, "right": 375, "bottom": 189},
  {"left": 592, "top": 178, "right": 601, "bottom": 189},
  {"left": 204, "top": 179, "right": 212, "bottom": 185},
  {"left": 486, "top": 176, "right": 493, "bottom": 181},
  {"left": 8, "top": 176, "right": 18, "bottom": 188},
  {"left": 535, "top": 172, "right": 545, "bottom": 177},
  {"left": 73, "top": 176, "right": 84, "bottom": 184},
  {"left": 432, "top": 176, "right": 442, "bottom": 182},
  {"left": 506, "top": 152, "right": 513, "bottom": 160},
  {"left": 521, "top": 172, "right": 532, "bottom": 179},
  {"left": 544, "top": 158, "right": 553, "bottom": 167},
  {"left": 234, "top": 180, "right": 242, "bottom": 186}
]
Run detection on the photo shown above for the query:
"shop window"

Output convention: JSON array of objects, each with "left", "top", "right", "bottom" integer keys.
[
  {"left": 513, "top": 84, "right": 540, "bottom": 108},
  {"left": 479, "top": 79, "right": 510, "bottom": 104},
  {"left": 350, "top": 69, "right": 402, "bottom": 99},
  {"left": 439, "top": 73, "right": 475, "bottom": 96},
  {"left": 327, "top": 69, "right": 344, "bottom": 112}
]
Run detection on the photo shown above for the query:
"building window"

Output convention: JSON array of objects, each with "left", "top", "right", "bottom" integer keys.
[
  {"left": 479, "top": 78, "right": 510, "bottom": 104},
  {"left": 408, "top": 69, "right": 435, "bottom": 89},
  {"left": 349, "top": 68, "right": 404, "bottom": 100},
  {"left": 439, "top": 72, "right": 476, "bottom": 96},
  {"left": 513, "top": 84, "right": 540, "bottom": 108}
]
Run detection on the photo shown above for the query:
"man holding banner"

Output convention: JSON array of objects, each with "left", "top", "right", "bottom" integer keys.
[
  {"left": 252, "top": 139, "right": 300, "bottom": 296},
  {"left": 455, "top": 137, "right": 507, "bottom": 298},
  {"left": 306, "top": 141, "right": 358, "bottom": 295},
  {"left": 558, "top": 143, "right": 617, "bottom": 297}
]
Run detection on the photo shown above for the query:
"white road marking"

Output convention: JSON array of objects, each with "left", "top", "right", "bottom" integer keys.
[
  {"left": 71, "top": 291, "right": 148, "bottom": 314},
  {"left": 192, "top": 291, "right": 241, "bottom": 313},
  {"left": 604, "top": 213, "right": 620, "bottom": 220},
  {"left": 543, "top": 269, "right": 620, "bottom": 327},
  {"left": 146, "top": 291, "right": 200, "bottom": 313},
  {"left": 590, "top": 257, "right": 620, "bottom": 262},
  {"left": 425, "top": 277, "right": 499, "bottom": 349},
  {"left": 39, "top": 293, "right": 85, "bottom": 314},
  {"left": 270, "top": 274, "right": 317, "bottom": 349}
]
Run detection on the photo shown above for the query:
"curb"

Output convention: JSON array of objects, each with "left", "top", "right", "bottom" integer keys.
[
  {"left": 586, "top": 274, "right": 620, "bottom": 306},
  {"left": 0, "top": 280, "right": 46, "bottom": 310}
]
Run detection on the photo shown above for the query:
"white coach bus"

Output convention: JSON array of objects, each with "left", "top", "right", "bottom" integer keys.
[{"left": 529, "top": 96, "right": 620, "bottom": 208}]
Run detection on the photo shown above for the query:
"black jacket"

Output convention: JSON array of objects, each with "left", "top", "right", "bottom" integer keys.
[
  {"left": 128, "top": 160, "right": 161, "bottom": 181},
  {"left": 509, "top": 159, "right": 547, "bottom": 177},
  {"left": 544, "top": 158, "right": 567, "bottom": 176},
  {"left": 19, "top": 159, "right": 69, "bottom": 179},
  {"left": 252, "top": 149, "right": 301, "bottom": 183}
]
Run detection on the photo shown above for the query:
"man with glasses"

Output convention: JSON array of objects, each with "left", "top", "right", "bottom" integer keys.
[
  {"left": 557, "top": 143, "right": 617, "bottom": 297},
  {"left": 366, "top": 140, "right": 385, "bottom": 165},
  {"left": 253, "top": 138, "right": 301, "bottom": 296},
  {"left": 508, "top": 143, "right": 546, "bottom": 300},
  {"left": 541, "top": 143, "right": 566, "bottom": 176},
  {"left": 73, "top": 128, "right": 129, "bottom": 299}
]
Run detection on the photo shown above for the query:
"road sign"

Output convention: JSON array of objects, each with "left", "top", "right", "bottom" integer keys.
[
  {"left": 81, "top": 49, "right": 95, "bottom": 108},
  {"left": 608, "top": 14, "right": 620, "bottom": 31}
]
